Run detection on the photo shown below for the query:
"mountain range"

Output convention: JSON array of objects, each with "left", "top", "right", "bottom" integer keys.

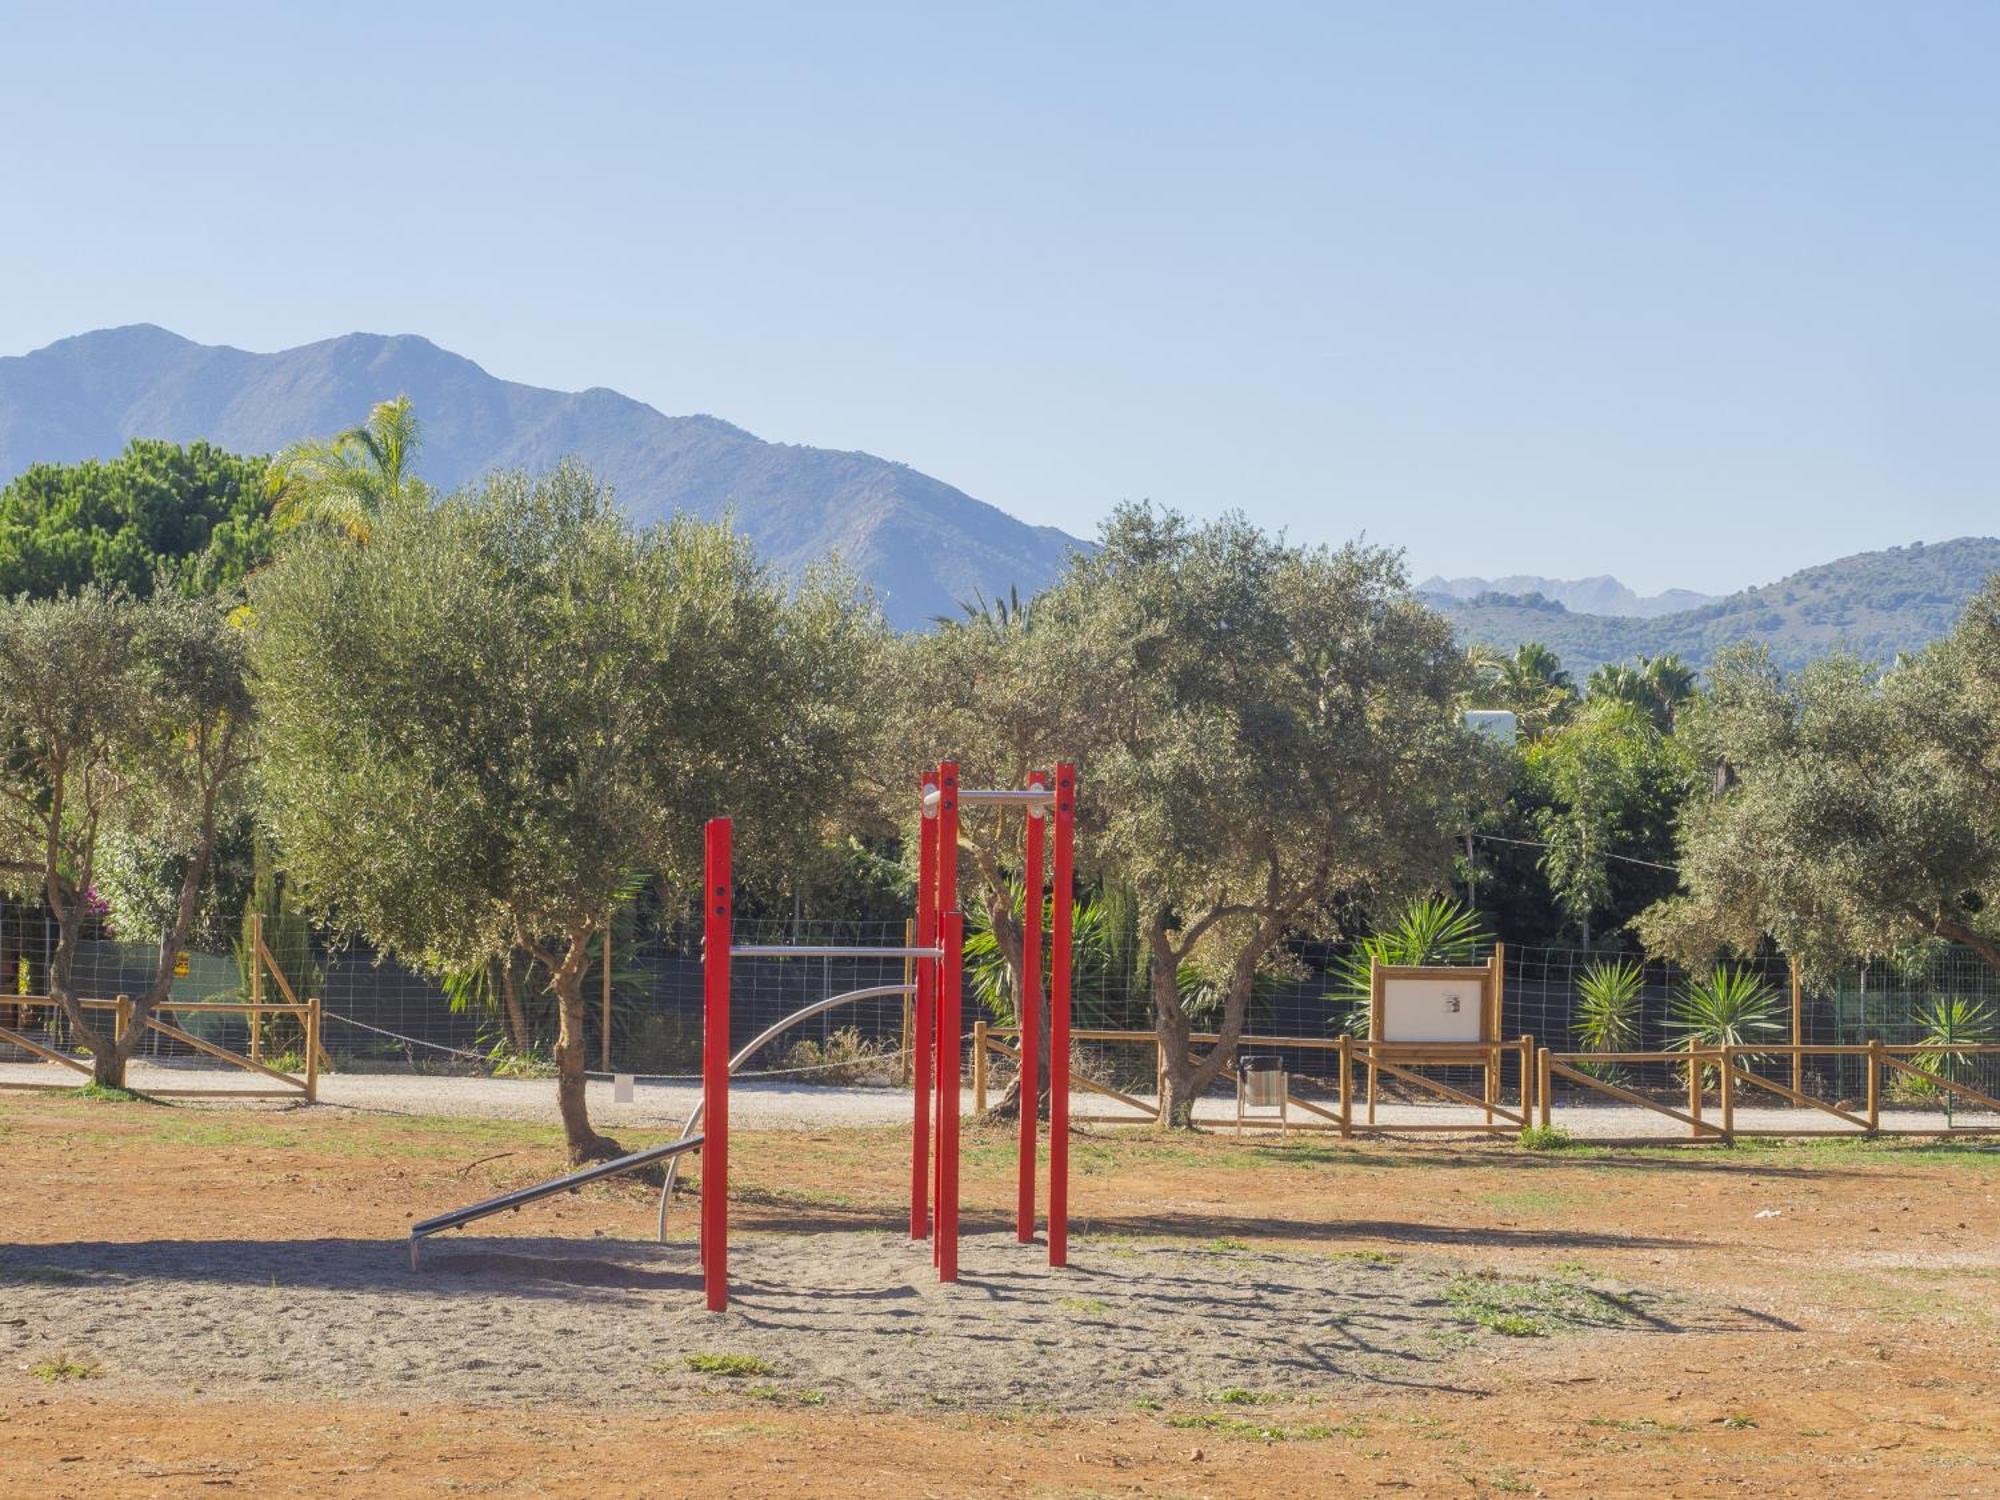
[
  {"left": 4, "top": 326, "right": 1996, "bottom": 669},
  {"left": 1417, "top": 573, "right": 1714, "bottom": 619},
  {"left": 1428, "top": 537, "right": 2000, "bottom": 674},
  {"left": 0, "top": 325, "right": 1082, "bottom": 629}
]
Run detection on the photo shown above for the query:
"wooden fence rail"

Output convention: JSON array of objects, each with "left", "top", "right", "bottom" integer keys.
[
  {"left": 963, "top": 1025, "right": 2000, "bottom": 1143},
  {"left": 0, "top": 994, "right": 320, "bottom": 1102}
]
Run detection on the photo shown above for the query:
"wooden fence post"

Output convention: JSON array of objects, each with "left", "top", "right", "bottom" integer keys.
[
  {"left": 1720, "top": 1047, "right": 1736, "bottom": 1142},
  {"left": 1866, "top": 1038, "right": 1882, "bottom": 1133},
  {"left": 1688, "top": 1050, "right": 1704, "bottom": 1139},
  {"left": 973, "top": 1020, "right": 988, "bottom": 1114},
  {"left": 1537, "top": 1046, "right": 1552, "bottom": 1130},
  {"left": 249, "top": 911, "right": 263, "bottom": 1063},
  {"left": 306, "top": 998, "right": 320, "bottom": 1103},
  {"left": 1790, "top": 961, "right": 1804, "bottom": 1101},
  {"left": 1337, "top": 1033, "right": 1352, "bottom": 1139}
]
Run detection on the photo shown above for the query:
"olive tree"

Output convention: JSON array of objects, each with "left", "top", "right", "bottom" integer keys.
[
  {"left": 0, "top": 588, "right": 253, "bottom": 1086},
  {"left": 1638, "top": 601, "right": 2000, "bottom": 981},
  {"left": 1036, "top": 504, "right": 1496, "bottom": 1126},
  {"left": 250, "top": 462, "right": 879, "bottom": 1161},
  {"left": 873, "top": 596, "right": 1077, "bottom": 1118}
]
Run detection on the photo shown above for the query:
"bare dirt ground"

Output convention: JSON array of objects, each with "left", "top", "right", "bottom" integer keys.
[{"left": 3, "top": 1092, "right": 2000, "bottom": 1497}]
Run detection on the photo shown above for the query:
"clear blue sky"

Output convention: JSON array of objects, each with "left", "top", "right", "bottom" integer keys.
[{"left": 4, "top": 2, "right": 1996, "bottom": 594}]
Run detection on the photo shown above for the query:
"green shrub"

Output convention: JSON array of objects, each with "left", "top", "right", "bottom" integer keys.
[
  {"left": 1518, "top": 1124, "right": 1573, "bottom": 1152},
  {"left": 1574, "top": 958, "right": 1643, "bottom": 1054},
  {"left": 777, "top": 1025, "right": 896, "bottom": 1086}
]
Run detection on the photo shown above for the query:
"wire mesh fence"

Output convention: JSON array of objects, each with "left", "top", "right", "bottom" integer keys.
[{"left": 4, "top": 887, "right": 1998, "bottom": 1119}]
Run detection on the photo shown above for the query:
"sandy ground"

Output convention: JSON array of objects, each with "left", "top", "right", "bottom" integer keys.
[
  {"left": 2, "top": 1229, "right": 1718, "bottom": 1411},
  {"left": 5, "top": 1055, "right": 1994, "bottom": 1138},
  {"left": 4, "top": 1093, "right": 2000, "bottom": 1495}
]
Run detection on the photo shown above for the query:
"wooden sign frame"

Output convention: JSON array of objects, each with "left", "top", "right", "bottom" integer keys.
[{"left": 1369, "top": 949, "right": 1504, "bottom": 1046}]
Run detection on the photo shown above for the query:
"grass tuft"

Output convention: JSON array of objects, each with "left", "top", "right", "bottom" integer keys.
[
  {"left": 681, "top": 1352, "right": 778, "bottom": 1379},
  {"left": 1166, "top": 1413, "right": 1363, "bottom": 1441},
  {"left": 31, "top": 1353, "right": 101, "bottom": 1383},
  {"left": 1518, "top": 1124, "right": 1573, "bottom": 1152},
  {"left": 75, "top": 1081, "right": 151, "bottom": 1105}
]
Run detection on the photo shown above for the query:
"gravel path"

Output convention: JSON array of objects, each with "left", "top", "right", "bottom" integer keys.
[{"left": 3, "top": 1057, "right": 1994, "bottom": 1137}]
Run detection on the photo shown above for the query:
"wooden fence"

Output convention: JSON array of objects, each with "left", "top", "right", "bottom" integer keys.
[
  {"left": 0, "top": 995, "right": 321, "bottom": 1101},
  {"left": 966, "top": 1024, "right": 2000, "bottom": 1142}
]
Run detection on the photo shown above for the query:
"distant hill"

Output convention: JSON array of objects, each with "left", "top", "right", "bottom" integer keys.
[
  {"left": 0, "top": 325, "right": 1084, "bottom": 629},
  {"left": 1417, "top": 573, "right": 1713, "bottom": 618},
  {"left": 1431, "top": 538, "right": 2000, "bottom": 674}
]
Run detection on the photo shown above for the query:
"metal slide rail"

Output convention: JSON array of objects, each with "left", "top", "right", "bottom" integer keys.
[
  {"left": 655, "top": 982, "right": 916, "bottom": 1240},
  {"left": 409, "top": 1134, "right": 705, "bottom": 1268}
]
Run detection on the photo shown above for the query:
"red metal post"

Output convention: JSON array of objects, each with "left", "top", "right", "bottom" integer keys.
[
  {"left": 934, "top": 762, "right": 959, "bottom": 1266},
  {"left": 1048, "top": 762, "right": 1076, "bottom": 1267},
  {"left": 701, "top": 817, "right": 732, "bottom": 1311},
  {"left": 911, "top": 770, "right": 939, "bottom": 1240},
  {"left": 938, "top": 908, "right": 965, "bottom": 1282},
  {"left": 1016, "top": 772, "right": 1046, "bottom": 1242}
]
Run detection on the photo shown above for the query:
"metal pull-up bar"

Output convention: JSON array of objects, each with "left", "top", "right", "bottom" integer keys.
[
  {"left": 729, "top": 944, "right": 943, "bottom": 959},
  {"left": 923, "top": 785, "right": 1054, "bottom": 811}
]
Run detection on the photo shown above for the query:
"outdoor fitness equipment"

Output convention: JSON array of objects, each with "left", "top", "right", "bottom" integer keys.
[
  {"left": 408, "top": 760, "right": 1078, "bottom": 1315},
  {"left": 698, "top": 760, "right": 1077, "bottom": 1308}
]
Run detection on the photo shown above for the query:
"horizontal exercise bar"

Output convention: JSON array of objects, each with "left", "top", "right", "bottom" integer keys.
[
  {"left": 728, "top": 944, "right": 944, "bottom": 959},
  {"left": 921, "top": 786, "right": 1054, "bottom": 808}
]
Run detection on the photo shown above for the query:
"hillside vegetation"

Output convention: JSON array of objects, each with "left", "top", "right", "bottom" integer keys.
[{"left": 1433, "top": 537, "right": 2000, "bottom": 672}]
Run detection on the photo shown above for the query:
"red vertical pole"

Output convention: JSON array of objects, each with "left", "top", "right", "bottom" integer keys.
[
  {"left": 701, "top": 817, "right": 732, "bottom": 1312},
  {"left": 939, "top": 908, "right": 964, "bottom": 1282},
  {"left": 911, "top": 771, "right": 939, "bottom": 1240},
  {"left": 1016, "top": 772, "right": 1046, "bottom": 1242},
  {"left": 934, "top": 762, "right": 960, "bottom": 1267},
  {"left": 1048, "top": 762, "right": 1075, "bottom": 1268}
]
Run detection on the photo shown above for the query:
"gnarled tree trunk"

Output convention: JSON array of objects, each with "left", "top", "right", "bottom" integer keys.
[
  {"left": 548, "top": 922, "right": 621, "bottom": 1164},
  {"left": 1149, "top": 913, "right": 1271, "bottom": 1129}
]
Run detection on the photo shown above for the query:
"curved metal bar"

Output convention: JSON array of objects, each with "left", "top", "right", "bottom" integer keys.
[{"left": 656, "top": 982, "right": 917, "bottom": 1241}]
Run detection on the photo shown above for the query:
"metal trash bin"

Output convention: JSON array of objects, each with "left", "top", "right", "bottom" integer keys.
[{"left": 1236, "top": 1055, "right": 1288, "bottom": 1132}]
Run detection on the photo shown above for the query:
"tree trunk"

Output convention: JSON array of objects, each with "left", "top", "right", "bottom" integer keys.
[
  {"left": 44, "top": 909, "right": 121, "bottom": 1089},
  {"left": 549, "top": 926, "right": 621, "bottom": 1165},
  {"left": 975, "top": 865, "right": 1041, "bottom": 1125},
  {"left": 1149, "top": 917, "right": 1264, "bottom": 1130},
  {"left": 499, "top": 959, "right": 531, "bottom": 1053}
]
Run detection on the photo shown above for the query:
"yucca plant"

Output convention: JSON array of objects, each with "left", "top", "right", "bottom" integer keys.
[
  {"left": 1908, "top": 996, "right": 1997, "bottom": 1124},
  {"left": 1328, "top": 896, "right": 1493, "bottom": 1037},
  {"left": 1667, "top": 963, "right": 1782, "bottom": 1091},
  {"left": 1573, "top": 959, "right": 1644, "bottom": 1081}
]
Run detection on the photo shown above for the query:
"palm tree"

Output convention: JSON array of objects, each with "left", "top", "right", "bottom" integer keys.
[
  {"left": 932, "top": 583, "right": 1033, "bottom": 638},
  {"left": 267, "top": 395, "right": 428, "bottom": 543},
  {"left": 1468, "top": 641, "right": 1578, "bottom": 738},
  {"left": 1586, "top": 653, "right": 1697, "bottom": 730}
]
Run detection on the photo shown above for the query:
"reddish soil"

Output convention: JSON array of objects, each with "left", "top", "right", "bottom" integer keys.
[{"left": 3, "top": 1095, "right": 1998, "bottom": 1496}]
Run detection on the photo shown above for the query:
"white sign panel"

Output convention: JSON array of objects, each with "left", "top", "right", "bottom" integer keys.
[{"left": 1379, "top": 977, "right": 1485, "bottom": 1043}]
